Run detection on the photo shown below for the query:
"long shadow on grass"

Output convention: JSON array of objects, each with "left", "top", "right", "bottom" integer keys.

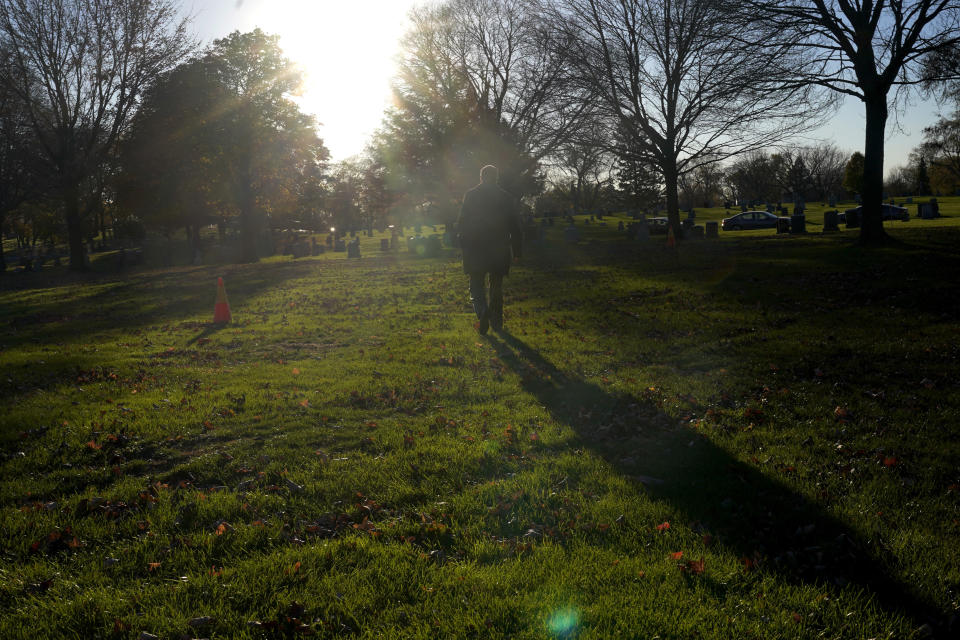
[{"left": 486, "top": 329, "right": 946, "bottom": 633}]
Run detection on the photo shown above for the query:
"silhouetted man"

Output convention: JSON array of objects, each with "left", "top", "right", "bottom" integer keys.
[{"left": 457, "top": 165, "right": 522, "bottom": 335}]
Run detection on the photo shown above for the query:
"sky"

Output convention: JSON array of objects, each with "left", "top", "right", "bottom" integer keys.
[{"left": 187, "top": 0, "right": 948, "bottom": 172}]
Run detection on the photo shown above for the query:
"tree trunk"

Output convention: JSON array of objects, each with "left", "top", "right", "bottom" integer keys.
[
  {"left": 663, "top": 159, "right": 682, "bottom": 238},
  {"left": 239, "top": 177, "right": 258, "bottom": 263},
  {"left": 0, "top": 214, "right": 5, "bottom": 272},
  {"left": 860, "top": 95, "right": 889, "bottom": 245},
  {"left": 64, "top": 182, "right": 87, "bottom": 271}
]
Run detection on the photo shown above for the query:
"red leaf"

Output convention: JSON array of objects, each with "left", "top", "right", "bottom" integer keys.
[
  {"left": 656, "top": 522, "right": 671, "bottom": 532},
  {"left": 670, "top": 551, "right": 683, "bottom": 560},
  {"left": 681, "top": 557, "right": 705, "bottom": 574},
  {"left": 85, "top": 440, "right": 101, "bottom": 450},
  {"left": 883, "top": 456, "right": 898, "bottom": 468}
]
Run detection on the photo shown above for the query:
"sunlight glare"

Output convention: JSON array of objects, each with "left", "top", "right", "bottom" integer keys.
[{"left": 242, "top": 1, "right": 417, "bottom": 159}]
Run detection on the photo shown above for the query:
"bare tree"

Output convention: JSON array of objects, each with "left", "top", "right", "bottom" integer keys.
[
  {"left": 0, "top": 0, "right": 193, "bottom": 269},
  {"left": 377, "top": 0, "right": 591, "bottom": 211},
  {"left": 554, "top": 0, "right": 828, "bottom": 236},
  {"left": 725, "top": 151, "right": 778, "bottom": 206},
  {"left": 546, "top": 122, "right": 615, "bottom": 213},
  {"left": 799, "top": 143, "right": 848, "bottom": 204},
  {"left": 445, "top": 0, "right": 592, "bottom": 181},
  {"left": 746, "top": 0, "right": 960, "bottom": 243}
]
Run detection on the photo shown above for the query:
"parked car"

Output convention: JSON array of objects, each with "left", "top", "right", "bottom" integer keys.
[
  {"left": 648, "top": 217, "right": 669, "bottom": 234},
  {"left": 839, "top": 204, "right": 909, "bottom": 223},
  {"left": 721, "top": 210, "right": 782, "bottom": 231}
]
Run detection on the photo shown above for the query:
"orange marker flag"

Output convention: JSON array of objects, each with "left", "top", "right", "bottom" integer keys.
[{"left": 213, "top": 277, "right": 232, "bottom": 324}]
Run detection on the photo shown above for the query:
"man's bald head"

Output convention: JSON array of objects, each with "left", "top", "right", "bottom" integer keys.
[{"left": 480, "top": 165, "right": 499, "bottom": 184}]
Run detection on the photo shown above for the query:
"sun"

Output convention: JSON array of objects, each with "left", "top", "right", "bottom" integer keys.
[{"left": 241, "top": 0, "right": 417, "bottom": 160}]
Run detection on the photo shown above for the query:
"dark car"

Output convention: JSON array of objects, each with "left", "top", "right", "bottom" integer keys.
[
  {"left": 721, "top": 210, "right": 781, "bottom": 231},
  {"left": 648, "top": 217, "right": 669, "bottom": 234},
  {"left": 839, "top": 204, "right": 909, "bottom": 223}
]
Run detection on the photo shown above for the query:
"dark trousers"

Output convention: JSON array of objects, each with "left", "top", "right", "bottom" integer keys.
[{"left": 469, "top": 271, "right": 503, "bottom": 324}]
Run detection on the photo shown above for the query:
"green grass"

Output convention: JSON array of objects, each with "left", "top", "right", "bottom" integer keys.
[{"left": 2, "top": 214, "right": 960, "bottom": 639}]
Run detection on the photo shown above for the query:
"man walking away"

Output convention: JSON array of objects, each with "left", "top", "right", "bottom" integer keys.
[{"left": 457, "top": 165, "right": 522, "bottom": 335}]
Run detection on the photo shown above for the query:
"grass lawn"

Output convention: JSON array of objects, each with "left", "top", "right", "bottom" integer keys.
[{"left": 1, "top": 212, "right": 959, "bottom": 639}]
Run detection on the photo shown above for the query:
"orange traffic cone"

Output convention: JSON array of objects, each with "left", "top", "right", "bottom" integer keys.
[
  {"left": 213, "top": 277, "right": 231, "bottom": 324},
  {"left": 667, "top": 225, "right": 676, "bottom": 249}
]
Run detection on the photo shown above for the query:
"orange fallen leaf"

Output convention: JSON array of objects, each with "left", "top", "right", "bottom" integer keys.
[
  {"left": 681, "top": 557, "right": 705, "bottom": 574},
  {"left": 147, "top": 562, "right": 161, "bottom": 571},
  {"left": 656, "top": 522, "right": 671, "bottom": 532},
  {"left": 291, "top": 368, "right": 300, "bottom": 375},
  {"left": 670, "top": 551, "right": 683, "bottom": 560},
  {"left": 299, "top": 399, "right": 310, "bottom": 408},
  {"left": 86, "top": 440, "right": 101, "bottom": 450}
]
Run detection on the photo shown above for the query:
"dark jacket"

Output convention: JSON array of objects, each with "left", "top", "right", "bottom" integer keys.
[{"left": 457, "top": 182, "right": 522, "bottom": 275}]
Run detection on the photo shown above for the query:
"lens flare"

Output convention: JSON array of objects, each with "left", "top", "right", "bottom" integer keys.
[{"left": 546, "top": 606, "right": 580, "bottom": 637}]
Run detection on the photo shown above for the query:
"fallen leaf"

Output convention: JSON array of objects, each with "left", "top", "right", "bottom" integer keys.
[
  {"left": 656, "top": 522, "right": 671, "bottom": 532},
  {"left": 670, "top": 551, "right": 683, "bottom": 560}
]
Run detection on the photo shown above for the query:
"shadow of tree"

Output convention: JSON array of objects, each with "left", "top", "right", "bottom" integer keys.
[{"left": 485, "top": 328, "right": 945, "bottom": 632}]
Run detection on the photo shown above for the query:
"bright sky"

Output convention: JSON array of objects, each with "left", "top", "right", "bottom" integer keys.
[
  {"left": 187, "top": 0, "right": 947, "bottom": 172},
  {"left": 189, "top": 0, "right": 420, "bottom": 161}
]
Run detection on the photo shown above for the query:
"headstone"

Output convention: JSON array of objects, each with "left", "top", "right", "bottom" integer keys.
[
  {"left": 777, "top": 217, "right": 790, "bottom": 234},
  {"left": 326, "top": 234, "right": 334, "bottom": 247},
  {"left": 425, "top": 235, "right": 442, "bottom": 257},
  {"left": 822, "top": 210, "right": 839, "bottom": 232},
  {"left": 563, "top": 224, "right": 580, "bottom": 244},
  {"left": 634, "top": 215, "right": 650, "bottom": 242},
  {"left": 380, "top": 239, "right": 390, "bottom": 251},
  {"left": 690, "top": 225, "right": 704, "bottom": 239},
  {"left": 919, "top": 202, "right": 939, "bottom": 219},
  {"left": 790, "top": 214, "right": 806, "bottom": 234},
  {"left": 334, "top": 239, "right": 346, "bottom": 252},
  {"left": 347, "top": 237, "right": 361, "bottom": 258},
  {"left": 704, "top": 221, "right": 719, "bottom": 239},
  {"left": 845, "top": 209, "right": 860, "bottom": 228}
]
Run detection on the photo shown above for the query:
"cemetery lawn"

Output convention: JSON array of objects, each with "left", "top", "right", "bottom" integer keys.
[{"left": 1, "top": 218, "right": 959, "bottom": 639}]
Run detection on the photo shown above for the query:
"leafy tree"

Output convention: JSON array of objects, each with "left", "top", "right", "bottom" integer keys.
[
  {"left": 117, "top": 61, "right": 231, "bottom": 253},
  {"left": 920, "top": 110, "right": 960, "bottom": 188},
  {"left": 916, "top": 156, "right": 932, "bottom": 196},
  {"left": 0, "top": 0, "right": 193, "bottom": 270},
  {"left": 747, "top": 0, "right": 960, "bottom": 243},
  {"left": 117, "top": 30, "right": 329, "bottom": 262},
  {"left": 0, "top": 46, "right": 44, "bottom": 271},
  {"left": 843, "top": 152, "right": 865, "bottom": 197},
  {"left": 201, "top": 30, "right": 328, "bottom": 262}
]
